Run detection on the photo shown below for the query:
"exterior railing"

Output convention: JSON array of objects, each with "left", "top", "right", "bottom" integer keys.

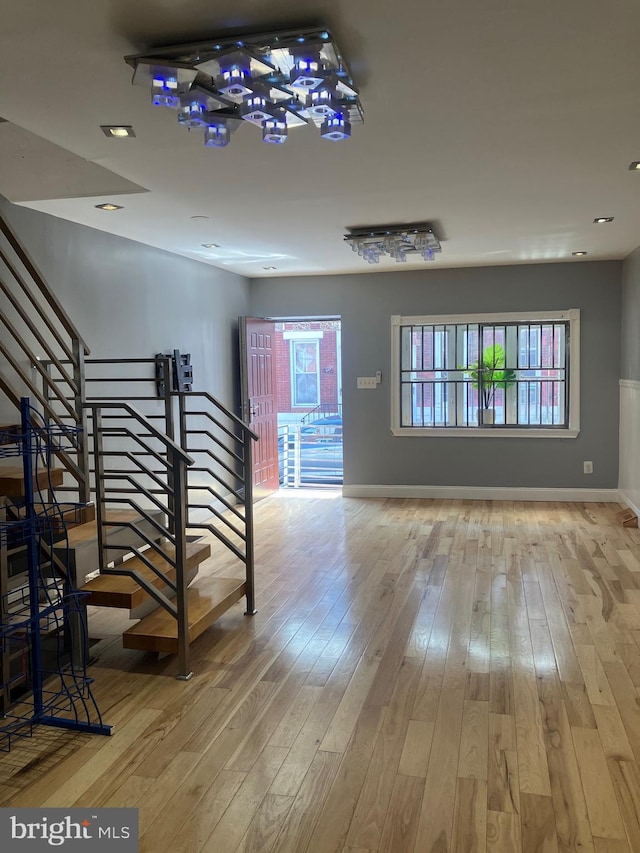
[
  {"left": 279, "top": 423, "right": 343, "bottom": 488},
  {"left": 300, "top": 402, "right": 342, "bottom": 424}
]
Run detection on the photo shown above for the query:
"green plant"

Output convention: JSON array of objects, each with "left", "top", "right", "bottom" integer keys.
[{"left": 465, "top": 343, "right": 516, "bottom": 409}]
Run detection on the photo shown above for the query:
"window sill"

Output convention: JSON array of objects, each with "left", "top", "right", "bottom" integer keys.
[{"left": 390, "top": 427, "right": 580, "bottom": 439}]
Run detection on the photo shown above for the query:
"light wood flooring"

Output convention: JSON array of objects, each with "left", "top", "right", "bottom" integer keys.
[{"left": 3, "top": 492, "right": 640, "bottom": 853}]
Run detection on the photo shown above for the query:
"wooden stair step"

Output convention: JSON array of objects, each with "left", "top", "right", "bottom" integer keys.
[
  {"left": 0, "top": 464, "right": 63, "bottom": 497},
  {"left": 0, "top": 424, "right": 21, "bottom": 445},
  {"left": 53, "top": 508, "right": 168, "bottom": 587},
  {"left": 63, "top": 509, "right": 160, "bottom": 549},
  {"left": 82, "top": 541, "right": 211, "bottom": 609},
  {"left": 15, "top": 502, "right": 95, "bottom": 531},
  {"left": 122, "top": 577, "right": 246, "bottom": 654}
]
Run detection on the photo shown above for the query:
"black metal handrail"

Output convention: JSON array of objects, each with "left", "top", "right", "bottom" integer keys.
[
  {"left": 177, "top": 391, "right": 257, "bottom": 615},
  {"left": 84, "top": 401, "right": 194, "bottom": 678},
  {"left": 1, "top": 210, "right": 91, "bottom": 503}
]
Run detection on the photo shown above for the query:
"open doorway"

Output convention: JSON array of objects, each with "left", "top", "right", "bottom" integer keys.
[{"left": 275, "top": 318, "right": 342, "bottom": 489}]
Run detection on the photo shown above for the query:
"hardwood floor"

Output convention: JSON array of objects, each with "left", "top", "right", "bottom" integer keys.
[{"left": 2, "top": 493, "right": 640, "bottom": 852}]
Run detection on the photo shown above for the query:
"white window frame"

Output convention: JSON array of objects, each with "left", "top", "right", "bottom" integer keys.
[
  {"left": 390, "top": 309, "right": 580, "bottom": 438},
  {"left": 290, "top": 338, "right": 321, "bottom": 408}
]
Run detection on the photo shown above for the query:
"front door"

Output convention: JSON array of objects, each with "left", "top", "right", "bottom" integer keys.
[{"left": 239, "top": 317, "right": 279, "bottom": 500}]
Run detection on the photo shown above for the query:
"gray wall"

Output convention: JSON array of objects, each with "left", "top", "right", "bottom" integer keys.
[
  {"left": 621, "top": 246, "right": 640, "bottom": 381},
  {"left": 0, "top": 199, "right": 250, "bottom": 419},
  {"left": 251, "top": 262, "right": 621, "bottom": 488}
]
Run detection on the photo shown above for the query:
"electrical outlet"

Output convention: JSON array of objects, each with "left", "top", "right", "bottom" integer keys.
[
  {"left": 357, "top": 376, "right": 378, "bottom": 389},
  {"left": 583, "top": 461, "right": 593, "bottom": 474}
]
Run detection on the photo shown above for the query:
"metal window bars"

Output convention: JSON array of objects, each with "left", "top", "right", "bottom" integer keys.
[{"left": 399, "top": 320, "right": 569, "bottom": 428}]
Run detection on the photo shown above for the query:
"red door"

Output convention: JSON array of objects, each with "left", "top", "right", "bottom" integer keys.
[{"left": 239, "top": 317, "right": 279, "bottom": 500}]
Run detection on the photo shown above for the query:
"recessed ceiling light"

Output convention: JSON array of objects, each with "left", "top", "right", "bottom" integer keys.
[
  {"left": 100, "top": 125, "right": 135, "bottom": 138},
  {"left": 263, "top": 266, "right": 277, "bottom": 270},
  {"left": 628, "top": 162, "right": 640, "bottom": 171},
  {"left": 201, "top": 243, "right": 220, "bottom": 249},
  {"left": 95, "top": 203, "right": 123, "bottom": 211},
  {"left": 572, "top": 251, "right": 588, "bottom": 256},
  {"left": 593, "top": 216, "right": 614, "bottom": 223}
]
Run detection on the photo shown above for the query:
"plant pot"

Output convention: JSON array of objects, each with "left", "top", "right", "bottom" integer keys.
[{"left": 477, "top": 408, "right": 494, "bottom": 425}]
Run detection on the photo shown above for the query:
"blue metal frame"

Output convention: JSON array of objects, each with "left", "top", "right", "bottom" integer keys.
[{"left": 0, "top": 398, "right": 112, "bottom": 751}]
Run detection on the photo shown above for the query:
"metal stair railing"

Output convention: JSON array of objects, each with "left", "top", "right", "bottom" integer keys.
[
  {"left": 0, "top": 211, "right": 91, "bottom": 503},
  {"left": 84, "top": 401, "right": 195, "bottom": 679},
  {"left": 177, "top": 391, "right": 258, "bottom": 615},
  {"left": 300, "top": 401, "right": 342, "bottom": 424},
  {"left": 45, "top": 355, "right": 258, "bottom": 625}
]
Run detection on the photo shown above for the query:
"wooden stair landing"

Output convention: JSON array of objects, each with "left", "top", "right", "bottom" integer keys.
[
  {"left": 82, "top": 541, "right": 211, "bottom": 609},
  {"left": 0, "top": 464, "right": 63, "bottom": 497},
  {"left": 122, "top": 577, "right": 246, "bottom": 654}
]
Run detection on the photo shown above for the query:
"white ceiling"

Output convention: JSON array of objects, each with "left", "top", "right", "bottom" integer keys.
[{"left": 1, "top": 0, "right": 639, "bottom": 278}]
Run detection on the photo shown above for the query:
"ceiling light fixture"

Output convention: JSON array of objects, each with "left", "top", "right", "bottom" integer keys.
[
  {"left": 593, "top": 216, "right": 614, "bottom": 223},
  {"left": 344, "top": 223, "right": 441, "bottom": 265},
  {"left": 628, "top": 162, "right": 640, "bottom": 171},
  {"left": 100, "top": 125, "right": 136, "bottom": 138},
  {"left": 201, "top": 243, "right": 220, "bottom": 248},
  {"left": 95, "top": 203, "right": 123, "bottom": 211},
  {"left": 572, "top": 251, "right": 588, "bottom": 256},
  {"left": 124, "top": 26, "right": 362, "bottom": 150}
]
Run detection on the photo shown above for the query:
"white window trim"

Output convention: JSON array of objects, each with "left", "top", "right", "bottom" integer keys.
[
  {"left": 283, "top": 330, "right": 324, "bottom": 340},
  {"left": 390, "top": 309, "right": 580, "bottom": 438},
  {"left": 290, "top": 338, "right": 321, "bottom": 408}
]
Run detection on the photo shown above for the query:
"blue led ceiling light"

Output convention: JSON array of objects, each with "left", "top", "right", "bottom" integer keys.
[
  {"left": 320, "top": 113, "right": 351, "bottom": 141},
  {"left": 344, "top": 224, "right": 442, "bottom": 265},
  {"left": 289, "top": 48, "right": 325, "bottom": 90},
  {"left": 152, "top": 74, "right": 180, "bottom": 108},
  {"left": 125, "top": 26, "right": 363, "bottom": 149},
  {"left": 263, "top": 116, "right": 288, "bottom": 144},
  {"left": 204, "top": 121, "right": 231, "bottom": 147},
  {"left": 308, "top": 84, "right": 340, "bottom": 119},
  {"left": 178, "top": 98, "right": 206, "bottom": 127}
]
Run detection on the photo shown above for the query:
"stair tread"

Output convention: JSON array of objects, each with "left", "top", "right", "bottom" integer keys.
[
  {"left": 61, "top": 510, "right": 158, "bottom": 549},
  {"left": 82, "top": 541, "right": 211, "bottom": 608},
  {"left": 0, "top": 425, "right": 21, "bottom": 445},
  {"left": 122, "top": 577, "right": 246, "bottom": 653},
  {"left": 0, "top": 464, "right": 64, "bottom": 496}
]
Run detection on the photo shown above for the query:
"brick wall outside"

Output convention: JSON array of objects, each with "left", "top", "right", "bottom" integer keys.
[{"left": 274, "top": 321, "right": 340, "bottom": 415}]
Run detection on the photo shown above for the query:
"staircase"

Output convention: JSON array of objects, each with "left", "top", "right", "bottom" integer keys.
[{"left": 0, "top": 208, "right": 258, "bottom": 682}]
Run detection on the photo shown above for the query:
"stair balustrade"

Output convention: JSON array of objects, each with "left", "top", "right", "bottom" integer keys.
[
  {"left": 0, "top": 212, "right": 90, "bottom": 503},
  {"left": 177, "top": 391, "right": 258, "bottom": 614},
  {"left": 85, "top": 401, "right": 195, "bottom": 678},
  {"left": 1, "top": 215, "right": 259, "bottom": 678}
]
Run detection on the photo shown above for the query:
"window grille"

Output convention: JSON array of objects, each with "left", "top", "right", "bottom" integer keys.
[{"left": 398, "top": 320, "right": 569, "bottom": 429}]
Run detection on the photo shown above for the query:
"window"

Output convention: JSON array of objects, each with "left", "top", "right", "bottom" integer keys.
[
  {"left": 291, "top": 340, "right": 320, "bottom": 406},
  {"left": 390, "top": 310, "right": 580, "bottom": 437}
]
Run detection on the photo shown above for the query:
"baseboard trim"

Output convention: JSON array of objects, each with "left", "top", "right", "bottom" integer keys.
[
  {"left": 619, "top": 490, "right": 640, "bottom": 519},
  {"left": 342, "top": 485, "right": 622, "bottom": 502}
]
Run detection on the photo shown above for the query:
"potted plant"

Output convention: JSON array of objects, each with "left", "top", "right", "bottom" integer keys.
[{"left": 465, "top": 343, "right": 516, "bottom": 425}]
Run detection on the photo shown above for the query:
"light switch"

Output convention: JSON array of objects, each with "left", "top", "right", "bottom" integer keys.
[{"left": 357, "top": 376, "right": 378, "bottom": 389}]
